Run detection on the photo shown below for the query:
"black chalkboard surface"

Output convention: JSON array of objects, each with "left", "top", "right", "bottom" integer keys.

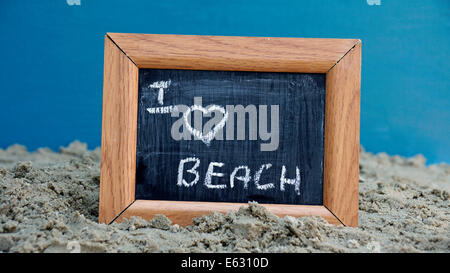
[{"left": 135, "top": 69, "right": 325, "bottom": 205}]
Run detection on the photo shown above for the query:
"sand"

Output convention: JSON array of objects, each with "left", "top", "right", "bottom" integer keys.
[{"left": 0, "top": 141, "right": 448, "bottom": 253}]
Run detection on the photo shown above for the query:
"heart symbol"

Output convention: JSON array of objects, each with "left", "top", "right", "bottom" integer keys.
[{"left": 183, "top": 104, "right": 228, "bottom": 145}]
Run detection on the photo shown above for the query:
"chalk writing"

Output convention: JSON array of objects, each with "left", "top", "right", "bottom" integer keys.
[
  {"left": 149, "top": 80, "right": 171, "bottom": 105},
  {"left": 177, "top": 157, "right": 301, "bottom": 195}
]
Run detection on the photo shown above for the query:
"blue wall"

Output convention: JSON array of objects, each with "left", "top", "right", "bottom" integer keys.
[{"left": 0, "top": 0, "right": 449, "bottom": 163}]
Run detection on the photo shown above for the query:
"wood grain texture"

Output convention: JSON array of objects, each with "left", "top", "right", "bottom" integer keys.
[
  {"left": 116, "top": 200, "right": 342, "bottom": 226},
  {"left": 99, "top": 36, "right": 139, "bottom": 224},
  {"left": 323, "top": 42, "right": 361, "bottom": 227},
  {"left": 107, "top": 33, "right": 359, "bottom": 73}
]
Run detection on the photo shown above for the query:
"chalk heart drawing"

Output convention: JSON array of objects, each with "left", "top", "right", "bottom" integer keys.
[{"left": 183, "top": 104, "right": 229, "bottom": 145}]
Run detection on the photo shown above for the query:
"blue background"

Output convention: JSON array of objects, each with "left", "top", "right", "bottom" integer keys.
[{"left": 0, "top": 0, "right": 449, "bottom": 163}]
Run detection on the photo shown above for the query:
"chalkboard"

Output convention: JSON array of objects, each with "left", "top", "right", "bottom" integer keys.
[
  {"left": 100, "top": 34, "right": 361, "bottom": 227},
  {"left": 135, "top": 69, "right": 325, "bottom": 205}
]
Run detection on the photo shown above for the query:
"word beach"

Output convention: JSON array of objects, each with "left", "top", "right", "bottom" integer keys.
[{"left": 177, "top": 157, "right": 301, "bottom": 195}]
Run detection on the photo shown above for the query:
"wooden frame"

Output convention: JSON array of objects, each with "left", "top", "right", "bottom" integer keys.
[{"left": 100, "top": 33, "right": 361, "bottom": 227}]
